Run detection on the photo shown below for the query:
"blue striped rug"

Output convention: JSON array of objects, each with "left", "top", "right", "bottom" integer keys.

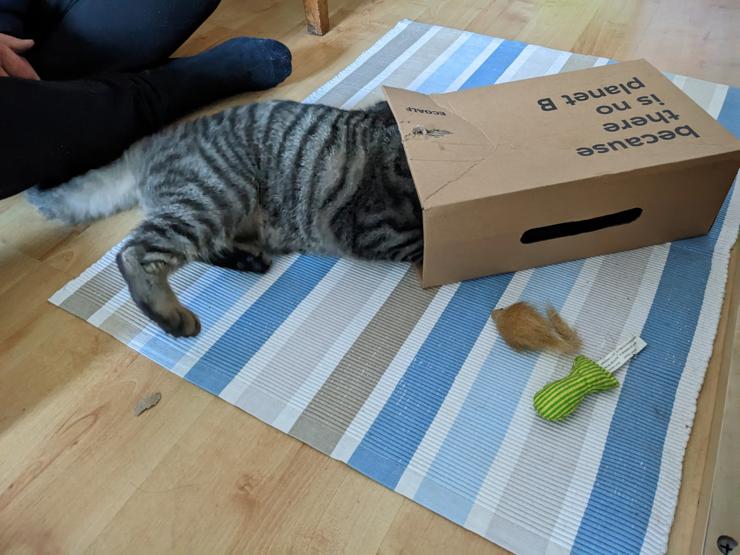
[{"left": 49, "top": 20, "right": 740, "bottom": 555}]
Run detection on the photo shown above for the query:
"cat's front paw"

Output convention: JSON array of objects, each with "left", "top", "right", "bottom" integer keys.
[
  {"left": 155, "top": 306, "right": 201, "bottom": 338},
  {"left": 235, "top": 252, "right": 272, "bottom": 274},
  {"left": 211, "top": 248, "right": 272, "bottom": 274}
]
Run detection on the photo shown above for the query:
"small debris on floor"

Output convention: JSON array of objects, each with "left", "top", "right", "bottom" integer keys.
[{"left": 133, "top": 392, "right": 162, "bottom": 416}]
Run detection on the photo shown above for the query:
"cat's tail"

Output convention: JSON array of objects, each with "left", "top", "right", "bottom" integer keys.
[{"left": 26, "top": 146, "right": 144, "bottom": 226}]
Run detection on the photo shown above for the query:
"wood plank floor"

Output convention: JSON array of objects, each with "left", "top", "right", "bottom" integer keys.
[{"left": 1, "top": 0, "right": 738, "bottom": 552}]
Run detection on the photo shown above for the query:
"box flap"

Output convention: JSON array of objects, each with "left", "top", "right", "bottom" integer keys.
[
  {"left": 384, "top": 60, "right": 740, "bottom": 210},
  {"left": 380, "top": 87, "right": 497, "bottom": 207}
]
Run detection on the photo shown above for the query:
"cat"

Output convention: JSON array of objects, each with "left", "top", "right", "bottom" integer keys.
[{"left": 27, "top": 100, "right": 423, "bottom": 337}]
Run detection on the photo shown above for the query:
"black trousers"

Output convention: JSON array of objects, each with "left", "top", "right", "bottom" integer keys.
[{"left": 0, "top": 0, "right": 256, "bottom": 199}]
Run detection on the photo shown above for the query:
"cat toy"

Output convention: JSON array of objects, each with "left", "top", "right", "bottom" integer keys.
[
  {"left": 533, "top": 336, "right": 647, "bottom": 422},
  {"left": 491, "top": 301, "right": 581, "bottom": 355},
  {"left": 490, "top": 302, "right": 647, "bottom": 422}
]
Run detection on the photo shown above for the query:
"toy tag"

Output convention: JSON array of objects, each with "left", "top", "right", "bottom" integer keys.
[{"left": 597, "top": 336, "right": 647, "bottom": 374}]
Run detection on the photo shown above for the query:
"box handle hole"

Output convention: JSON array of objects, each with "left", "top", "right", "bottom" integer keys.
[{"left": 521, "top": 207, "right": 642, "bottom": 244}]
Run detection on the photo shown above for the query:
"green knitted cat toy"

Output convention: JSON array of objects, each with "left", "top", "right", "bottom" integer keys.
[{"left": 533, "top": 336, "right": 646, "bottom": 422}]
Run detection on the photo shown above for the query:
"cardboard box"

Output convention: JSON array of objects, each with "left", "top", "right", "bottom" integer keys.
[{"left": 383, "top": 59, "right": 740, "bottom": 288}]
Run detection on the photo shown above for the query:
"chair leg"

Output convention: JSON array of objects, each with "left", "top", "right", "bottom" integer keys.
[{"left": 303, "top": 0, "right": 329, "bottom": 35}]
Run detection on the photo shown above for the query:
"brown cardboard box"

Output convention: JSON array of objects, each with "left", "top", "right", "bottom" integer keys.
[{"left": 383, "top": 59, "right": 740, "bottom": 288}]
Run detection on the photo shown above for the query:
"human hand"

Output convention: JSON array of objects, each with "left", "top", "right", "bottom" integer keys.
[{"left": 0, "top": 33, "right": 39, "bottom": 79}]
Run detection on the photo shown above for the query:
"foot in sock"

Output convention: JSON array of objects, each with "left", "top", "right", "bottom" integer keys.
[{"left": 144, "top": 36, "right": 292, "bottom": 118}]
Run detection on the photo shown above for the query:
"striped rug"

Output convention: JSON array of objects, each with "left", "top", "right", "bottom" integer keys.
[{"left": 50, "top": 20, "right": 740, "bottom": 555}]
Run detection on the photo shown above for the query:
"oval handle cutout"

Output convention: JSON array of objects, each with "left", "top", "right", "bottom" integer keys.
[{"left": 521, "top": 207, "right": 642, "bottom": 244}]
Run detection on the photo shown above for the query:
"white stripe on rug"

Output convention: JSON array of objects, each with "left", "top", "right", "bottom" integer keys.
[
  {"left": 707, "top": 84, "right": 729, "bottom": 119},
  {"left": 170, "top": 255, "right": 296, "bottom": 378},
  {"left": 48, "top": 247, "right": 118, "bottom": 306},
  {"left": 87, "top": 281, "right": 133, "bottom": 327},
  {"left": 305, "top": 19, "right": 412, "bottom": 104},
  {"left": 444, "top": 38, "right": 504, "bottom": 92},
  {"left": 496, "top": 44, "right": 539, "bottom": 83},
  {"left": 640, "top": 181, "right": 740, "bottom": 555},
  {"left": 271, "top": 265, "right": 408, "bottom": 431},
  {"left": 340, "top": 25, "right": 443, "bottom": 109},
  {"left": 545, "top": 243, "right": 671, "bottom": 554},
  {"left": 407, "top": 31, "right": 472, "bottom": 91},
  {"left": 464, "top": 255, "right": 605, "bottom": 535},
  {"left": 395, "top": 269, "right": 533, "bottom": 498},
  {"left": 219, "top": 258, "right": 353, "bottom": 402},
  {"left": 544, "top": 50, "right": 572, "bottom": 75},
  {"left": 332, "top": 283, "right": 459, "bottom": 462}
]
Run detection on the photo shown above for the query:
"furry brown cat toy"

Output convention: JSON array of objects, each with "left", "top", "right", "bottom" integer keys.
[{"left": 491, "top": 302, "right": 581, "bottom": 355}]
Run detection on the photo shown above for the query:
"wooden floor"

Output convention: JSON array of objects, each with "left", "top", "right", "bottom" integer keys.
[{"left": 1, "top": 0, "right": 738, "bottom": 553}]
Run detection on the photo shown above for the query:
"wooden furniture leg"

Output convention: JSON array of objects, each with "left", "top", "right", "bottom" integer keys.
[{"left": 303, "top": 0, "right": 329, "bottom": 35}]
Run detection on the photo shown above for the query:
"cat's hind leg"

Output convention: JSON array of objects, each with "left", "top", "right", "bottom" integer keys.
[{"left": 116, "top": 218, "right": 202, "bottom": 337}]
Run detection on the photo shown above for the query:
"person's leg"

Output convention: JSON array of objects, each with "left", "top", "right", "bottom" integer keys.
[
  {"left": 25, "top": 0, "right": 223, "bottom": 78},
  {"left": 0, "top": 38, "right": 291, "bottom": 199}
]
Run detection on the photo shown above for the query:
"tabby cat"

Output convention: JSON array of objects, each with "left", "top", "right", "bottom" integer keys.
[{"left": 27, "top": 100, "right": 423, "bottom": 337}]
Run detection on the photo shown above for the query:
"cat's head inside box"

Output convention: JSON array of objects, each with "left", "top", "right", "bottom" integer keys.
[{"left": 383, "top": 59, "right": 740, "bottom": 288}]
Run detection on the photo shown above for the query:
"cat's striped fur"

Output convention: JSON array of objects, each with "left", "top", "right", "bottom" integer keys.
[{"left": 27, "top": 100, "right": 423, "bottom": 337}]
